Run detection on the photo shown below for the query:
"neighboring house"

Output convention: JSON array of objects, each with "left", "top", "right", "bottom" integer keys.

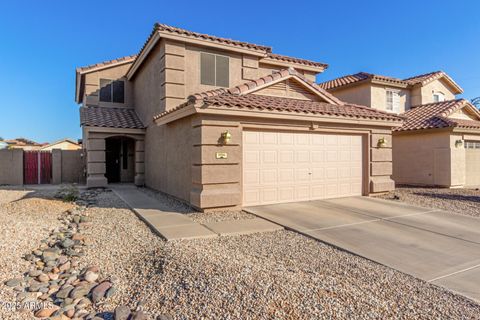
[
  {"left": 75, "top": 23, "right": 403, "bottom": 210},
  {"left": 320, "top": 71, "right": 480, "bottom": 187},
  {"left": 5, "top": 138, "right": 47, "bottom": 150},
  {"left": 40, "top": 138, "right": 81, "bottom": 151}
]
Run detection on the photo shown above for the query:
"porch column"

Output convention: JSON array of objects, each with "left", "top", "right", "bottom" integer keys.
[
  {"left": 134, "top": 140, "right": 145, "bottom": 186},
  {"left": 86, "top": 138, "right": 108, "bottom": 188}
]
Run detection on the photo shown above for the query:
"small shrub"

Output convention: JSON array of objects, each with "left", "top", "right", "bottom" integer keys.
[{"left": 56, "top": 185, "right": 79, "bottom": 202}]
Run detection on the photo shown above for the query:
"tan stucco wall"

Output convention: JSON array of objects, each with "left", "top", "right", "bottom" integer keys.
[
  {"left": 329, "top": 83, "right": 371, "bottom": 107},
  {"left": 0, "top": 149, "right": 23, "bottom": 185},
  {"left": 52, "top": 149, "right": 86, "bottom": 184},
  {"left": 392, "top": 130, "right": 466, "bottom": 187},
  {"left": 410, "top": 78, "right": 456, "bottom": 106},
  {"left": 145, "top": 116, "right": 193, "bottom": 201},
  {"left": 83, "top": 63, "right": 133, "bottom": 108},
  {"left": 152, "top": 113, "right": 396, "bottom": 210},
  {"left": 371, "top": 85, "right": 410, "bottom": 113}
]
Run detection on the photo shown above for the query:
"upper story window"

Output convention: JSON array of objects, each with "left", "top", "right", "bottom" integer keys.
[
  {"left": 433, "top": 92, "right": 445, "bottom": 102},
  {"left": 200, "top": 52, "right": 229, "bottom": 87},
  {"left": 386, "top": 90, "right": 400, "bottom": 113},
  {"left": 99, "top": 79, "right": 125, "bottom": 103}
]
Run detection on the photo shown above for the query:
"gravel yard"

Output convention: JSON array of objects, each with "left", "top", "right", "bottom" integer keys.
[
  {"left": 0, "top": 188, "right": 74, "bottom": 320},
  {"left": 1, "top": 187, "right": 480, "bottom": 319},
  {"left": 377, "top": 186, "right": 480, "bottom": 217}
]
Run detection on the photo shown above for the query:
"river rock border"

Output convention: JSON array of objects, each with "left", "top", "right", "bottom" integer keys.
[{"left": 3, "top": 189, "right": 154, "bottom": 320}]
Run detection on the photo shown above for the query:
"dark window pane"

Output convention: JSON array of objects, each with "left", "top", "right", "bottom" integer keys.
[
  {"left": 99, "top": 79, "right": 112, "bottom": 102},
  {"left": 200, "top": 53, "right": 215, "bottom": 86},
  {"left": 112, "top": 80, "right": 125, "bottom": 103},
  {"left": 215, "top": 55, "right": 229, "bottom": 87}
]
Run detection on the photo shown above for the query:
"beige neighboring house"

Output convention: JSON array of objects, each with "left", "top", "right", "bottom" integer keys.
[
  {"left": 40, "top": 138, "right": 81, "bottom": 151},
  {"left": 5, "top": 138, "right": 47, "bottom": 150},
  {"left": 75, "top": 23, "right": 403, "bottom": 211},
  {"left": 320, "top": 71, "right": 480, "bottom": 187}
]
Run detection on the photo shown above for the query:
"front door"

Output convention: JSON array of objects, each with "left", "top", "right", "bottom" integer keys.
[{"left": 105, "top": 139, "right": 121, "bottom": 183}]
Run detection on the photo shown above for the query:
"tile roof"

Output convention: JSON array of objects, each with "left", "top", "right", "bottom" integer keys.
[
  {"left": 156, "top": 23, "right": 272, "bottom": 52},
  {"left": 396, "top": 99, "right": 480, "bottom": 132},
  {"left": 154, "top": 68, "right": 403, "bottom": 123},
  {"left": 80, "top": 107, "right": 144, "bottom": 129},
  {"left": 265, "top": 53, "right": 328, "bottom": 69},
  {"left": 319, "top": 72, "right": 408, "bottom": 90},
  {"left": 320, "top": 70, "right": 463, "bottom": 93},
  {"left": 201, "top": 94, "right": 403, "bottom": 122},
  {"left": 190, "top": 68, "right": 343, "bottom": 105},
  {"left": 76, "top": 55, "right": 137, "bottom": 73},
  {"left": 403, "top": 71, "right": 443, "bottom": 85}
]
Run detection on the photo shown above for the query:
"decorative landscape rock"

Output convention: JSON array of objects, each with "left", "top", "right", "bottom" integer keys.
[
  {"left": 114, "top": 305, "right": 131, "bottom": 320},
  {"left": 4, "top": 278, "right": 22, "bottom": 287},
  {"left": 2, "top": 188, "right": 157, "bottom": 320}
]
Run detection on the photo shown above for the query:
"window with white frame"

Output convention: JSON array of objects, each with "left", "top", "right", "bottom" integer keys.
[
  {"left": 386, "top": 90, "right": 400, "bottom": 113},
  {"left": 433, "top": 92, "right": 445, "bottom": 102},
  {"left": 200, "top": 52, "right": 229, "bottom": 87}
]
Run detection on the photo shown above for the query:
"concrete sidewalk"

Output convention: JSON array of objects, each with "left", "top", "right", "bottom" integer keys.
[{"left": 112, "top": 185, "right": 281, "bottom": 240}]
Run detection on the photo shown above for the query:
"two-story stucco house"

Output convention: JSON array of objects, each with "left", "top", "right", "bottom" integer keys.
[
  {"left": 75, "top": 23, "right": 403, "bottom": 211},
  {"left": 320, "top": 71, "right": 480, "bottom": 187}
]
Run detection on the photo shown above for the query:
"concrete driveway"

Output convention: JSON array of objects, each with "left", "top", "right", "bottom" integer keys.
[{"left": 244, "top": 196, "right": 480, "bottom": 302}]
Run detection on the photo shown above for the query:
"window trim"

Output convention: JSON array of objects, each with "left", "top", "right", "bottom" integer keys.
[
  {"left": 386, "top": 89, "right": 400, "bottom": 113},
  {"left": 199, "top": 52, "right": 230, "bottom": 87},
  {"left": 99, "top": 78, "right": 125, "bottom": 103},
  {"left": 433, "top": 91, "right": 445, "bottom": 102}
]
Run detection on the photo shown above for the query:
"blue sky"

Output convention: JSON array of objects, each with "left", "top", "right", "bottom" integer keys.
[{"left": 1, "top": 0, "right": 479, "bottom": 142}]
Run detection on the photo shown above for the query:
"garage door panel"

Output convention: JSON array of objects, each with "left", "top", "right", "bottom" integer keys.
[
  {"left": 465, "top": 142, "right": 480, "bottom": 186},
  {"left": 243, "top": 131, "right": 363, "bottom": 206}
]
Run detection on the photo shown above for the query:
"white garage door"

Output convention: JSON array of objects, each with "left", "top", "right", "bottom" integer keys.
[
  {"left": 243, "top": 131, "right": 363, "bottom": 206},
  {"left": 465, "top": 141, "right": 480, "bottom": 186}
]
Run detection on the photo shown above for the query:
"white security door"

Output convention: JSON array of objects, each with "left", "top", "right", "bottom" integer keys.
[{"left": 243, "top": 131, "right": 363, "bottom": 206}]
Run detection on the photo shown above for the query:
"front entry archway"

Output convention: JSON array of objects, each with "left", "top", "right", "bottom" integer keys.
[{"left": 105, "top": 137, "right": 135, "bottom": 183}]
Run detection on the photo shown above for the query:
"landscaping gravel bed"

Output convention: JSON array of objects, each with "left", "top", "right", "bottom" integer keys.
[
  {"left": 2, "top": 188, "right": 480, "bottom": 319},
  {"left": 139, "top": 187, "right": 255, "bottom": 223},
  {"left": 76, "top": 191, "right": 480, "bottom": 319},
  {"left": 0, "top": 189, "right": 74, "bottom": 320},
  {"left": 377, "top": 186, "right": 480, "bottom": 218}
]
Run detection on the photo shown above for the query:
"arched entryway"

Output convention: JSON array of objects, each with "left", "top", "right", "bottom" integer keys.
[{"left": 105, "top": 136, "right": 135, "bottom": 183}]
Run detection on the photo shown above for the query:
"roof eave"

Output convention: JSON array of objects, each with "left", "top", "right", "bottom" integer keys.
[{"left": 259, "top": 57, "right": 327, "bottom": 73}]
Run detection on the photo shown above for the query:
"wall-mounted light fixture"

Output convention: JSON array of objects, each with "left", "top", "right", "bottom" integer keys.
[
  {"left": 455, "top": 139, "right": 463, "bottom": 148},
  {"left": 377, "top": 137, "right": 388, "bottom": 148},
  {"left": 221, "top": 131, "right": 232, "bottom": 145}
]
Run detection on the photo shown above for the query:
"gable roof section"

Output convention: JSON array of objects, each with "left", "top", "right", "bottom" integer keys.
[
  {"left": 127, "top": 23, "right": 328, "bottom": 79},
  {"left": 396, "top": 99, "right": 480, "bottom": 132},
  {"left": 320, "top": 70, "right": 463, "bottom": 93},
  {"left": 154, "top": 69, "right": 403, "bottom": 124},
  {"left": 190, "top": 68, "right": 343, "bottom": 105},
  {"left": 403, "top": 71, "right": 463, "bottom": 94},
  {"left": 40, "top": 138, "right": 80, "bottom": 149},
  {"left": 80, "top": 106, "right": 144, "bottom": 129},
  {"left": 75, "top": 54, "right": 137, "bottom": 103}
]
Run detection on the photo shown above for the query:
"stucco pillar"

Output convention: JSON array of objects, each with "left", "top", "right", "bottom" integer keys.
[
  {"left": 86, "top": 138, "right": 107, "bottom": 188},
  {"left": 369, "top": 130, "right": 395, "bottom": 193},
  {"left": 134, "top": 140, "right": 145, "bottom": 186},
  {"left": 190, "top": 118, "right": 241, "bottom": 211},
  {"left": 51, "top": 149, "right": 62, "bottom": 184}
]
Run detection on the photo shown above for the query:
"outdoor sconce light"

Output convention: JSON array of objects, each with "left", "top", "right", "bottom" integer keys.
[
  {"left": 221, "top": 131, "right": 232, "bottom": 145},
  {"left": 377, "top": 137, "right": 388, "bottom": 148},
  {"left": 455, "top": 139, "right": 463, "bottom": 148}
]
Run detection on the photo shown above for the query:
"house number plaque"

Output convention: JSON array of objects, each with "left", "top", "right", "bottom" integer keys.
[{"left": 216, "top": 152, "right": 228, "bottom": 159}]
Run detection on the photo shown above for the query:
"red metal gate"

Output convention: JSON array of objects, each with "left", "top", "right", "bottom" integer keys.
[{"left": 24, "top": 151, "right": 52, "bottom": 184}]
